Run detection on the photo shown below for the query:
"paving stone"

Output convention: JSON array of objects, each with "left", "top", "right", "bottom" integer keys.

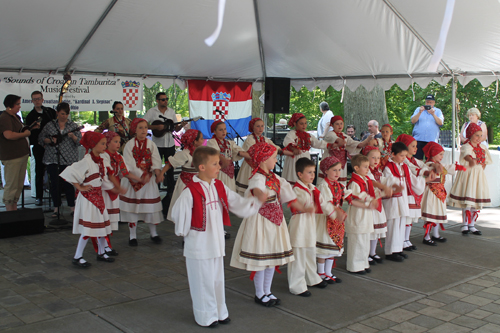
[
  {"left": 334, "top": 329, "right": 357, "bottom": 333},
  {"left": 379, "top": 308, "right": 419, "bottom": 323},
  {"left": 482, "top": 287, "right": 500, "bottom": 296},
  {"left": 462, "top": 295, "right": 494, "bottom": 307},
  {"left": 0, "top": 314, "right": 24, "bottom": 330},
  {"left": 451, "top": 315, "right": 490, "bottom": 329},
  {"left": 37, "top": 299, "right": 81, "bottom": 317},
  {"left": 409, "top": 314, "right": 445, "bottom": 329},
  {"left": 451, "top": 284, "right": 486, "bottom": 295},
  {"left": 360, "top": 316, "right": 397, "bottom": 330},
  {"left": 466, "top": 309, "right": 494, "bottom": 320},
  {"left": 66, "top": 294, "right": 106, "bottom": 311},
  {"left": 390, "top": 321, "right": 427, "bottom": 333},
  {"left": 441, "top": 301, "right": 480, "bottom": 315},
  {"left": 401, "top": 302, "right": 428, "bottom": 312},
  {"left": 8, "top": 302, "right": 53, "bottom": 324},
  {"left": 0, "top": 294, "right": 31, "bottom": 308},
  {"left": 417, "top": 298, "right": 446, "bottom": 307},
  {"left": 428, "top": 292, "right": 460, "bottom": 304},
  {"left": 475, "top": 291, "right": 500, "bottom": 301},
  {"left": 472, "top": 323, "right": 500, "bottom": 332},
  {"left": 480, "top": 303, "right": 500, "bottom": 314},
  {"left": 87, "top": 289, "right": 131, "bottom": 305},
  {"left": 427, "top": 322, "right": 472, "bottom": 333},
  {"left": 121, "top": 288, "right": 155, "bottom": 300},
  {"left": 51, "top": 286, "right": 86, "bottom": 299},
  {"left": 469, "top": 279, "right": 498, "bottom": 288},
  {"left": 417, "top": 306, "right": 460, "bottom": 321},
  {"left": 483, "top": 313, "right": 500, "bottom": 325},
  {"left": 346, "top": 323, "right": 378, "bottom": 333}
]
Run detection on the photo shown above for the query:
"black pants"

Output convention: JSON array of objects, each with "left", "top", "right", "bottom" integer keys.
[
  {"left": 414, "top": 141, "right": 428, "bottom": 160},
  {"left": 32, "top": 145, "right": 46, "bottom": 200},
  {"left": 157, "top": 146, "right": 176, "bottom": 195},
  {"left": 47, "top": 164, "right": 75, "bottom": 208}
]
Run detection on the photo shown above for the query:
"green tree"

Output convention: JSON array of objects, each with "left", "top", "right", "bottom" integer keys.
[{"left": 142, "top": 82, "right": 189, "bottom": 118}]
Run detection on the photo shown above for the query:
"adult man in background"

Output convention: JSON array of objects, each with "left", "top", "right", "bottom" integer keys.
[
  {"left": 346, "top": 125, "right": 360, "bottom": 141},
  {"left": 317, "top": 101, "right": 333, "bottom": 139},
  {"left": 26, "top": 91, "right": 56, "bottom": 206},
  {"left": 411, "top": 94, "right": 444, "bottom": 160},
  {"left": 362, "top": 120, "right": 382, "bottom": 140}
]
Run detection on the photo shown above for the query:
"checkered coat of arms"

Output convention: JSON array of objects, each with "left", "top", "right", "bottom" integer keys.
[
  {"left": 212, "top": 92, "right": 231, "bottom": 121},
  {"left": 122, "top": 80, "right": 140, "bottom": 108}
]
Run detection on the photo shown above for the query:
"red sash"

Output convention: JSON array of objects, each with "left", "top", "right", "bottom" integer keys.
[
  {"left": 384, "top": 161, "right": 413, "bottom": 197},
  {"left": 291, "top": 182, "right": 322, "bottom": 214},
  {"left": 80, "top": 187, "right": 105, "bottom": 214},
  {"left": 187, "top": 180, "right": 230, "bottom": 231},
  {"left": 348, "top": 173, "right": 382, "bottom": 212}
]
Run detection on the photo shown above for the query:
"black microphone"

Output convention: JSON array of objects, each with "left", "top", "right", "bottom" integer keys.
[
  {"left": 110, "top": 111, "right": 118, "bottom": 114},
  {"left": 215, "top": 109, "right": 224, "bottom": 115}
]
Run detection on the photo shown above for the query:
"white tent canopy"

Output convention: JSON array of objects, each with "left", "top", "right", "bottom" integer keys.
[{"left": 1, "top": 0, "right": 500, "bottom": 91}]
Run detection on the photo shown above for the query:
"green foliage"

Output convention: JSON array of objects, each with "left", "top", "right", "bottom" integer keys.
[{"left": 142, "top": 82, "right": 189, "bottom": 118}]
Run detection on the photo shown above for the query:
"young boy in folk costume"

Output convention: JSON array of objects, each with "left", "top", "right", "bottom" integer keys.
[
  {"left": 236, "top": 118, "right": 292, "bottom": 195},
  {"left": 171, "top": 146, "right": 265, "bottom": 328},
  {"left": 345, "top": 155, "right": 382, "bottom": 274},
  {"left": 60, "top": 132, "right": 125, "bottom": 267},
  {"left": 323, "top": 116, "right": 373, "bottom": 185},
  {"left": 449, "top": 123, "right": 492, "bottom": 235},
  {"left": 282, "top": 113, "right": 330, "bottom": 185},
  {"left": 159, "top": 129, "right": 204, "bottom": 221},
  {"left": 375, "top": 124, "right": 395, "bottom": 168},
  {"left": 382, "top": 142, "right": 424, "bottom": 261},
  {"left": 207, "top": 120, "right": 250, "bottom": 191},
  {"left": 316, "top": 156, "right": 350, "bottom": 283},
  {"left": 288, "top": 158, "right": 345, "bottom": 296},
  {"left": 231, "top": 142, "right": 311, "bottom": 306},
  {"left": 120, "top": 118, "right": 164, "bottom": 246},
  {"left": 420, "top": 142, "right": 463, "bottom": 245}
]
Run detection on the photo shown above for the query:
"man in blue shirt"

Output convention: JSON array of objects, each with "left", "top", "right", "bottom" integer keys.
[{"left": 411, "top": 94, "right": 444, "bottom": 159}]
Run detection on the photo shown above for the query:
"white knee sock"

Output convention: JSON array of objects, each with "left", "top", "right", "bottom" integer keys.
[
  {"left": 129, "top": 223, "right": 137, "bottom": 240},
  {"left": 317, "top": 262, "right": 325, "bottom": 274},
  {"left": 263, "top": 267, "right": 275, "bottom": 296},
  {"left": 148, "top": 224, "right": 158, "bottom": 237},
  {"left": 325, "top": 259, "right": 334, "bottom": 277},
  {"left": 470, "top": 208, "right": 478, "bottom": 231},
  {"left": 74, "top": 235, "right": 89, "bottom": 261},
  {"left": 405, "top": 225, "right": 412, "bottom": 246},
  {"left": 370, "top": 239, "right": 377, "bottom": 256},
  {"left": 253, "top": 270, "right": 266, "bottom": 299},
  {"left": 432, "top": 225, "right": 440, "bottom": 238},
  {"left": 97, "top": 237, "right": 110, "bottom": 258}
]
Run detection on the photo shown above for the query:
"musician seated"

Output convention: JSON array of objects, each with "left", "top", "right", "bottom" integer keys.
[
  {"left": 95, "top": 101, "right": 132, "bottom": 153},
  {"left": 0, "top": 94, "right": 39, "bottom": 211},
  {"left": 39, "top": 102, "right": 82, "bottom": 217}
]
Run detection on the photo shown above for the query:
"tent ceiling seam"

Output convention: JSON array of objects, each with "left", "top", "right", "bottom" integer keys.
[
  {"left": 382, "top": 0, "right": 452, "bottom": 75},
  {"left": 64, "top": 0, "right": 119, "bottom": 73},
  {"left": 253, "top": 0, "right": 266, "bottom": 78}
]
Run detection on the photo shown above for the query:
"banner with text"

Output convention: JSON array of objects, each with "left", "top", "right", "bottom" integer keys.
[{"left": 0, "top": 73, "right": 143, "bottom": 111}]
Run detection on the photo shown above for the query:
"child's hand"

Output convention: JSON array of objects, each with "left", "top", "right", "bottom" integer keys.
[
  {"left": 383, "top": 185, "right": 393, "bottom": 197},
  {"left": 334, "top": 206, "right": 347, "bottom": 221},
  {"left": 252, "top": 188, "right": 268, "bottom": 203},
  {"left": 79, "top": 185, "right": 92, "bottom": 192},
  {"left": 304, "top": 205, "right": 315, "bottom": 214},
  {"left": 392, "top": 184, "right": 404, "bottom": 194},
  {"left": 426, "top": 170, "right": 437, "bottom": 183},
  {"left": 336, "top": 138, "right": 346, "bottom": 147},
  {"left": 111, "top": 186, "right": 127, "bottom": 195},
  {"left": 291, "top": 147, "right": 301, "bottom": 155},
  {"left": 155, "top": 173, "right": 163, "bottom": 184},
  {"left": 469, "top": 159, "right": 476, "bottom": 167},
  {"left": 369, "top": 199, "right": 379, "bottom": 210}
]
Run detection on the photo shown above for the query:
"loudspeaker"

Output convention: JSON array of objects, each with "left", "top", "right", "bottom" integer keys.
[
  {"left": 0, "top": 208, "right": 45, "bottom": 238},
  {"left": 264, "top": 77, "right": 290, "bottom": 114}
]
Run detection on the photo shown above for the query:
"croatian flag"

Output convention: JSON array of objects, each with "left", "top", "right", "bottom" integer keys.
[{"left": 188, "top": 80, "right": 252, "bottom": 139}]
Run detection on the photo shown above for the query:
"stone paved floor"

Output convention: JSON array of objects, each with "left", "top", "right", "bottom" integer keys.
[{"left": 1, "top": 190, "right": 500, "bottom": 332}]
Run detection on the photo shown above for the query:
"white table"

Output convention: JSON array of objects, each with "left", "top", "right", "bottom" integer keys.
[{"left": 443, "top": 147, "right": 500, "bottom": 207}]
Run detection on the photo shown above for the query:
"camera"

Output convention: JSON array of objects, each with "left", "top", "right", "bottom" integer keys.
[{"left": 424, "top": 105, "right": 432, "bottom": 110}]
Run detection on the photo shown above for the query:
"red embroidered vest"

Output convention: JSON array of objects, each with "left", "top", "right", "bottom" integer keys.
[{"left": 187, "top": 180, "right": 231, "bottom": 231}]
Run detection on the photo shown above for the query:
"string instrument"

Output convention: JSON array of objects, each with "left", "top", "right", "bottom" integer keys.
[
  {"left": 152, "top": 116, "right": 204, "bottom": 138},
  {"left": 20, "top": 116, "right": 41, "bottom": 133},
  {"left": 50, "top": 125, "right": 84, "bottom": 146}
]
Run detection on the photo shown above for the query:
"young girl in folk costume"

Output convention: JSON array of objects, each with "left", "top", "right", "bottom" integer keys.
[
  {"left": 207, "top": 120, "right": 250, "bottom": 191},
  {"left": 316, "top": 156, "right": 350, "bottom": 283},
  {"left": 323, "top": 116, "right": 373, "bottom": 185},
  {"left": 120, "top": 118, "right": 164, "bottom": 246},
  {"left": 231, "top": 142, "right": 311, "bottom": 306},
  {"left": 449, "top": 123, "right": 492, "bottom": 235},
  {"left": 420, "top": 142, "right": 464, "bottom": 246},
  {"left": 60, "top": 132, "right": 124, "bottom": 267},
  {"left": 376, "top": 124, "right": 395, "bottom": 169},
  {"left": 282, "top": 113, "right": 329, "bottom": 185},
  {"left": 160, "top": 129, "right": 204, "bottom": 221},
  {"left": 395, "top": 134, "right": 429, "bottom": 251},
  {"left": 236, "top": 118, "right": 292, "bottom": 195}
]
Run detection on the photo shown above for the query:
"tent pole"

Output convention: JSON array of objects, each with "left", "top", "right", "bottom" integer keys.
[
  {"left": 451, "top": 74, "right": 456, "bottom": 163},
  {"left": 252, "top": 0, "right": 266, "bottom": 78}
]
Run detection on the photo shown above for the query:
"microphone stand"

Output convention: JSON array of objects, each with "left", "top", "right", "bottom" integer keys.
[
  {"left": 158, "top": 115, "right": 182, "bottom": 144},
  {"left": 216, "top": 109, "right": 245, "bottom": 175},
  {"left": 49, "top": 120, "right": 69, "bottom": 226}
]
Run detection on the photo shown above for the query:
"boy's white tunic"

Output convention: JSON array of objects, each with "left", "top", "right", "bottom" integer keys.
[
  {"left": 235, "top": 135, "right": 277, "bottom": 195},
  {"left": 282, "top": 130, "right": 327, "bottom": 184},
  {"left": 206, "top": 138, "right": 244, "bottom": 191},
  {"left": 119, "top": 139, "right": 163, "bottom": 224},
  {"left": 166, "top": 149, "right": 196, "bottom": 222},
  {"left": 403, "top": 158, "right": 428, "bottom": 224},
  {"left": 322, "top": 131, "right": 361, "bottom": 185},
  {"left": 288, "top": 180, "right": 336, "bottom": 294},
  {"left": 172, "top": 176, "right": 261, "bottom": 326},
  {"left": 60, "top": 154, "right": 113, "bottom": 237},
  {"left": 366, "top": 171, "right": 390, "bottom": 240}
]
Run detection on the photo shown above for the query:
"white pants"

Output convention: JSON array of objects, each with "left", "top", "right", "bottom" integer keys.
[
  {"left": 346, "top": 233, "right": 370, "bottom": 272},
  {"left": 186, "top": 256, "right": 228, "bottom": 326},
  {"left": 385, "top": 217, "right": 406, "bottom": 255},
  {"left": 287, "top": 247, "right": 322, "bottom": 294}
]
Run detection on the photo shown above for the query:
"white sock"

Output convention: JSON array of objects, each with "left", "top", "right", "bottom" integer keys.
[
  {"left": 317, "top": 262, "right": 325, "bottom": 275},
  {"left": 148, "top": 224, "right": 158, "bottom": 237},
  {"left": 424, "top": 232, "right": 431, "bottom": 240},
  {"left": 369, "top": 239, "right": 377, "bottom": 257},
  {"left": 469, "top": 209, "right": 478, "bottom": 231},
  {"left": 129, "top": 223, "right": 137, "bottom": 240},
  {"left": 432, "top": 226, "right": 440, "bottom": 238},
  {"left": 325, "top": 259, "right": 334, "bottom": 277},
  {"left": 263, "top": 267, "right": 275, "bottom": 297},
  {"left": 74, "top": 235, "right": 89, "bottom": 261},
  {"left": 97, "top": 237, "right": 110, "bottom": 258},
  {"left": 405, "top": 225, "right": 412, "bottom": 246},
  {"left": 254, "top": 270, "right": 267, "bottom": 300}
]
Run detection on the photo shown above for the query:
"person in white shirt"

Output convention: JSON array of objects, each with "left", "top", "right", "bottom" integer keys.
[{"left": 317, "top": 102, "right": 333, "bottom": 139}]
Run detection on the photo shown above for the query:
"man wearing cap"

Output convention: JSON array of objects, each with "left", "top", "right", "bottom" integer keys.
[
  {"left": 317, "top": 101, "right": 333, "bottom": 139},
  {"left": 411, "top": 94, "right": 444, "bottom": 160}
]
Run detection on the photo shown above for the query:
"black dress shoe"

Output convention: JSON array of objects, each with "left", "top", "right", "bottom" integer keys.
[
  {"left": 370, "top": 255, "right": 384, "bottom": 264},
  {"left": 151, "top": 236, "right": 162, "bottom": 244},
  {"left": 297, "top": 291, "right": 311, "bottom": 297},
  {"left": 431, "top": 236, "right": 447, "bottom": 243},
  {"left": 224, "top": 232, "right": 231, "bottom": 240},
  {"left": 218, "top": 317, "right": 231, "bottom": 324},
  {"left": 105, "top": 248, "right": 119, "bottom": 256},
  {"left": 385, "top": 254, "right": 404, "bottom": 262},
  {"left": 332, "top": 276, "right": 342, "bottom": 283},
  {"left": 266, "top": 294, "right": 281, "bottom": 305},
  {"left": 462, "top": 229, "right": 470, "bottom": 235},
  {"left": 410, "top": 245, "right": 418, "bottom": 250},
  {"left": 207, "top": 321, "right": 219, "bottom": 328},
  {"left": 320, "top": 274, "right": 336, "bottom": 284},
  {"left": 395, "top": 252, "right": 408, "bottom": 259},
  {"left": 423, "top": 238, "right": 437, "bottom": 246},
  {"left": 312, "top": 280, "right": 328, "bottom": 288},
  {"left": 403, "top": 246, "right": 413, "bottom": 252},
  {"left": 72, "top": 257, "right": 91, "bottom": 268},
  {"left": 255, "top": 295, "right": 277, "bottom": 305},
  {"left": 96, "top": 254, "right": 115, "bottom": 262},
  {"left": 472, "top": 230, "right": 482, "bottom": 235},
  {"left": 365, "top": 268, "right": 371, "bottom": 273},
  {"left": 129, "top": 238, "right": 138, "bottom": 246},
  {"left": 351, "top": 270, "right": 366, "bottom": 275},
  {"left": 368, "top": 259, "right": 377, "bottom": 265},
  {"left": 35, "top": 198, "right": 42, "bottom": 206}
]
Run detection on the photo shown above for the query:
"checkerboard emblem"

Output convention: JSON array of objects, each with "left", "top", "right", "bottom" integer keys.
[
  {"left": 211, "top": 92, "right": 231, "bottom": 121},
  {"left": 121, "top": 81, "right": 140, "bottom": 108}
]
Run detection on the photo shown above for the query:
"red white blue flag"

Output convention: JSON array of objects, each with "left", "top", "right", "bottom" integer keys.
[{"left": 188, "top": 80, "right": 252, "bottom": 139}]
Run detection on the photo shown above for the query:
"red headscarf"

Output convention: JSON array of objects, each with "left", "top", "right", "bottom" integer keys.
[
  {"left": 80, "top": 131, "right": 106, "bottom": 152},
  {"left": 396, "top": 133, "right": 416, "bottom": 148},
  {"left": 361, "top": 145, "right": 380, "bottom": 156},
  {"left": 248, "top": 118, "right": 262, "bottom": 132},
  {"left": 466, "top": 123, "right": 482, "bottom": 140},
  {"left": 288, "top": 113, "right": 305, "bottom": 128},
  {"left": 104, "top": 131, "right": 119, "bottom": 146},
  {"left": 382, "top": 124, "right": 393, "bottom": 132},
  {"left": 181, "top": 129, "right": 200, "bottom": 155},
  {"left": 129, "top": 118, "right": 148, "bottom": 136},
  {"left": 423, "top": 142, "right": 444, "bottom": 160},
  {"left": 248, "top": 142, "right": 277, "bottom": 175},
  {"left": 330, "top": 115, "right": 344, "bottom": 127},
  {"left": 320, "top": 156, "right": 341, "bottom": 175},
  {"left": 210, "top": 120, "right": 224, "bottom": 133}
]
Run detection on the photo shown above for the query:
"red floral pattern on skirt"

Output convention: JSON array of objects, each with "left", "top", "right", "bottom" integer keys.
[
  {"left": 327, "top": 215, "right": 345, "bottom": 249},
  {"left": 221, "top": 163, "right": 235, "bottom": 179},
  {"left": 80, "top": 186, "right": 105, "bottom": 214},
  {"left": 428, "top": 183, "right": 447, "bottom": 203},
  {"left": 259, "top": 201, "right": 283, "bottom": 226}
]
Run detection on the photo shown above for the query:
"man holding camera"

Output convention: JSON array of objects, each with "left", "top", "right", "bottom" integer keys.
[{"left": 411, "top": 94, "right": 444, "bottom": 159}]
